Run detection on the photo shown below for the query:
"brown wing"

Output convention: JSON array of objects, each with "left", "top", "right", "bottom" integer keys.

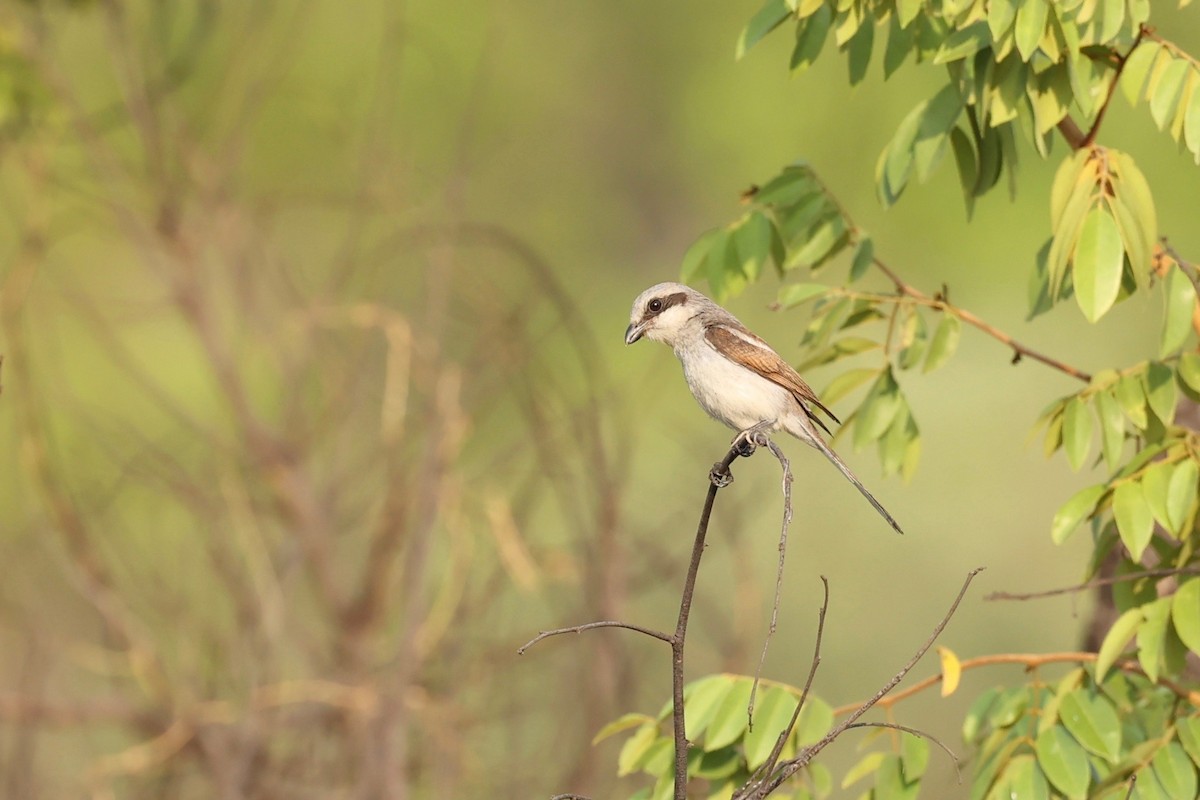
[{"left": 704, "top": 324, "right": 840, "bottom": 435}]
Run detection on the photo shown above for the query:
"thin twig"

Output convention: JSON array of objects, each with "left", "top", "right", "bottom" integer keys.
[
  {"left": 1081, "top": 26, "right": 1148, "bottom": 147},
  {"left": 670, "top": 445, "right": 744, "bottom": 799},
  {"left": 738, "top": 577, "right": 830, "bottom": 800},
  {"left": 985, "top": 566, "right": 1200, "bottom": 602},
  {"left": 550, "top": 794, "right": 592, "bottom": 800},
  {"left": 867, "top": 261, "right": 1092, "bottom": 382},
  {"left": 831, "top": 651, "right": 1200, "bottom": 714},
  {"left": 517, "top": 621, "right": 673, "bottom": 654},
  {"left": 747, "top": 439, "right": 793, "bottom": 730},
  {"left": 750, "top": 568, "right": 984, "bottom": 796},
  {"left": 842, "top": 722, "right": 961, "bottom": 782}
]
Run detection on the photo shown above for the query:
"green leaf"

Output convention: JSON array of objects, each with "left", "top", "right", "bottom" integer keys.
[
  {"left": 742, "top": 686, "right": 799, "bottom": 769},
  {"left": 1051, "top": 484, "right": 1104, "bottom": 544},
  {"left": 594, "top": 712, "right": 656, "bottom": 745},
  {"left": 883, "top": 11, "right": 916, "bottom": 78},
  {"left": 1121, "top": 42, "right": 1163, "bottom": 106},
  {"left": 1096, "top": 607, "right": 1143, "bottom": 681},
  {"left": 1141, "top": 461, "right": 1174, "bottom": 530},
  {"left": 1143, "top": 361, "right": 1178, "bottom": 423},
  {"left": 1180, "top": 353, "right": 1200, "bottom": 393},
  {"left": 900, "top": 733, "right": 929, "bottom": 782},
  {"left": 1116, "top": 373, "right": 1149, "bottom": 429},
  {"left": 1058, "top": 690, "right": 1122, "bottom": 762},
  {"left": 1072, "top": 207, "right": 1125, "bottom": 323},
  {"left": 1152, "top": 742, "right": 1198, "bottom": 800},
  {"left": 790, "top": 4, "right": 833, "bottom": 74},
  {"left": 737, "top": 0, "right": 792, "bottom": 60},
  {"left": 949, "top": 127, "right": 977, "bottom": 218},
  {"left": 962, "top": 687, "right": 1000, "bottom": 743},
  {"left": 1113, "top": 481, "right": 1154, "bottom": 560},
  {"left": 1111, "top": 151, "right": 1158, "bottom": 272},
  {"left": 1062, "top": 396, "right": 1093, "bottom": 471},
  {"left": 778, "top": 282, "right": 830, "bottom": 308},
  {"left": 618, "top": 723, "right": 659, "bottom": 776},
  {"left": 999, "top": 753, "right": 1052, "bottom": 800},
  {"left": 1172, "top": 578, "right": 1200, "bottom": 655},
  {"left": 705, "top": 678, "right": 754, "bottom": 749},
  {"left": 913, "top": 84, "right": 963, "bottom": 181},
  {"left": 849, "top": 236, "right": 874, "bottom": 282},
  {"left": 693, "top": 746, "right": 740, "bottom": 781},
  {"left": 1035, "top": 726, "right": 1090, "bottom": 799},
  {"left": 874, "top": 753, "right": 918, "bottom": 800},
  {"left": 842, "top": 752, "right": 887, "bottom": 789},
  {"left": 1185, "top": 77, "right": 1200, "bottom": 161},
  {"left": 822, "top": 367, "right": 880, "bottom": 405},
  {"left": 734, "top": 212, "right": 774, "bottom": 281},
  {"left": 1138, "top": 596, "right": 1172, "bottom": 682},
  {"left": 1166, "top": 458, "right": 1198, "bottom": 535},
  {"left": 681, "top": 228, "right": 723, "bottom": 281},
  {"left": 792, "top": 696, "right": 832, "bottom": 745},
  {"left": 854, "top": 368, "right": 902, "bottom": 448},
  {"left": 934, "top": 21, "right": 991, "bottom": 64},
  {"left": 846, "top": 18, "right": 874, "bottom": 86},
  {"left": 989, "top": 0, "right": 1019, "bottom": 39},
  {"left": 923, "top": 314, "right": 961, "bottom": 373},
  {"left": 877, "top": 100, "right": 926, "bottom": 206},
  {"left": 1015, "top": 0, "right": 1049, "bottom": 62},
  {"left": 1176, "top": 716, "right": 1200, "bottom": 765},
  {"left": 1162, "top": 265, "right": 1197, "bottom": 356},
  {"left": 788, "top": 215, "right": 848, "bottom": 270},
  {"left": 1150, "top": 59, "right": 1190, "bottom": 131},
  {"left": 1095, "top": 390, "right": 1125, "bottom": 468},
  {"left": 896, "top": 0, "right": 922, "bottom": 28},
  {"left": 683, "top": 675, "right": 736, "bottom": 741}
]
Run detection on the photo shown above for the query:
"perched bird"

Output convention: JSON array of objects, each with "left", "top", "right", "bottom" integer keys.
[{"left": 625, "top": 281, "right": 903, "bottom": 534}]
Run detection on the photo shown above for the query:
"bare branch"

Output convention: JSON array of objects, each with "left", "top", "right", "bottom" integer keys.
[
  {"left": 842, "top": 722, "right": 961, "bottom": 782},
  {"left": 986, "top": 566, "right": 1200, "bottom": 602},
  {"left": 517, "top": 621, "right": 672, "bottom": 654}
]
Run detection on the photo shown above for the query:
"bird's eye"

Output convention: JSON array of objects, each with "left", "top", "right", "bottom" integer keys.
[{"left": 647, "top": 298, "right": 663, "bottom": 313}]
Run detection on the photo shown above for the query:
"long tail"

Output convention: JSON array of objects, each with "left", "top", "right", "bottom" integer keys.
[{"left": 786, "top": 417, "right": 905, "bottom": 535}]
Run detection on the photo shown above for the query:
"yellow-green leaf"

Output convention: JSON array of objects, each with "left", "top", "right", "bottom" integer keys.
[
  {"left": 1173, "top": 579, "right": 1200, "bottom": 655},
  {"left": 1072, "top": 207, "right": 1124, "bottom": 323},
  {"left": 1113, "top": 480, "right": 1154, "bottom": 560},
  {"left": 1051, "top": 484, "right": 1105, "bottom": 544},
  {"left": 1096, "top": 608, "right": 1143, "bottom": 681},
  {"left": 1063, "top": 396, "right": 1093, "bottom": 470},
  {"left": 1162, "top": 264, "right": 1198, "bottom": 356}
]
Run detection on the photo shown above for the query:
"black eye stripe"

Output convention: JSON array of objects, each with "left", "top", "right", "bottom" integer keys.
[{"left": 646, "top": 291, "right": 689, "bottom": 317}]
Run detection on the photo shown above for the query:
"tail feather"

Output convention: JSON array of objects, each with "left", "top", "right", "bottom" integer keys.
[{"left": 787, "top": 418, "right": 904, "bottom": 535}]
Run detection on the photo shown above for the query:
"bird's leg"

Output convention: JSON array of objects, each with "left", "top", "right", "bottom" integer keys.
[{"left": 731, "top": 420, "right": 775, "bottom": 457}]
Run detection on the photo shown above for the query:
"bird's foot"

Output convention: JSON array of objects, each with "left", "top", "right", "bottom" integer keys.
[
  {"left": 709, "top": 462, "right": 734, "bottom": 488},
  {"left": 731, "top": 421, "right": 774, "bottom": 457}
]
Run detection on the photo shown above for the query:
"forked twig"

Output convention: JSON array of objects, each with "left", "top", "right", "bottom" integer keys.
[{"left": 740, "top": 567, "right": 984, "bottom": 798}]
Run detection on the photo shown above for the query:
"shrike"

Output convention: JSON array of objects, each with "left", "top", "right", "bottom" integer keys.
[{"left": 625, "top": 282, "right": 903, "bottom": 534}]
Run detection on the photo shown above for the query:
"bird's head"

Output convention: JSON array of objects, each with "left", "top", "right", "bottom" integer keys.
[{"left": 625, "top": 282, "right": 702, "bottom": 347}]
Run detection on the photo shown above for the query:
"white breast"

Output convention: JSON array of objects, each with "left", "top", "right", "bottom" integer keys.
[{"left": 674, "top": 337, "right": 795, "bottom": 432}]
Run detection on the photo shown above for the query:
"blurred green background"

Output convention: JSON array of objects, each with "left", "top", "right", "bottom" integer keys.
[{"left": 0, "top": 1, "right": 1198, "bottom": 797}]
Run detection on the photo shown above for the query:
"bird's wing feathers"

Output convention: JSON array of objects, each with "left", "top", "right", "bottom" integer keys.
[{"left": 703, "top": 324, "right": 840, "bottom": 434}]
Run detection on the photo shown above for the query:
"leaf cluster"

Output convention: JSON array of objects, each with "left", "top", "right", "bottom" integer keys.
[{"left": 962, "top": 668, "right": 1199, "bottom": 799}]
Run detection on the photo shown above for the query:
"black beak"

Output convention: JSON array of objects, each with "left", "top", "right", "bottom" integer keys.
[{"left": 625, "top": 322, "right": 645, "bottom": 345}]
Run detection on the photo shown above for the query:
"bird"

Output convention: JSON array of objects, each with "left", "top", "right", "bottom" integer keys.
[{"left": 625, "top": 281, "right": 903, "bottom": 534}]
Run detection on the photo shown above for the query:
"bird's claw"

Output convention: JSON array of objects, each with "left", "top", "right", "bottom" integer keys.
[
  {"left": 710, "top": 463, "right": 734, "bottom": 488},
  {"left": 731, "top": 422, "right": 773, "bottom": 457}
]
